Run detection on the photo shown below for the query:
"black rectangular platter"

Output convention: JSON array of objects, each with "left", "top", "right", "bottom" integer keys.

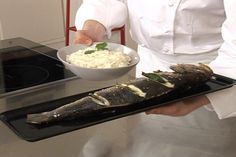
[{"left": 0, "top": 74, "right": 235, "bottom": 142}]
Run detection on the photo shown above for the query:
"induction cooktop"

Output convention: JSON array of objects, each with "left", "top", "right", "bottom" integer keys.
[{"left": 0, "top": 45, "right": 76, "bottom": 98}]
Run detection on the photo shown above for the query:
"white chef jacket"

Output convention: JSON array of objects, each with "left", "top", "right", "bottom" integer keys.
[
  {"left": 75, "top": 0, "right": 236, "bottom": 119},
  {"left": 75, "top": 1, "right": 236, "bottom": 157}
]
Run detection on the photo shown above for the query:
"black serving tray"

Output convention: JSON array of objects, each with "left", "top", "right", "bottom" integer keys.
[{"left": 0, "top": 74, "right": 235, "bottom": 142}]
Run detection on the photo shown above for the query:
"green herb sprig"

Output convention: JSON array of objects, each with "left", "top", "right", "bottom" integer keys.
[
  {"left": 95, "top": 42, "right": 108, "bottom": 50},
  {"left": 84, "top": 50, "right": 96, "bottom": 54},
  {"left": 142, "top": 72, "right": 174, "bottom": 88},
  {"left": 84, "top": 42, "right": 109, "bottom": 54},
  {"left": 142, "top": 72, "right": 166, "bottom": 83}
]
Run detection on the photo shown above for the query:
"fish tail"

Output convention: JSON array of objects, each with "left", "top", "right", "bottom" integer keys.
[{"left": 26, "top": 112, "right": 52, "bottom": 124}]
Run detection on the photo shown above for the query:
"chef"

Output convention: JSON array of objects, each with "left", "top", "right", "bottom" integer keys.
[{"left": 74, "top": 0, "right": 236, "bottom": 156}]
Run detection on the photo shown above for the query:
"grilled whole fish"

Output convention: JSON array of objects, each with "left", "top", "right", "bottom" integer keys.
[{"left": 26, "top": 64, "right": 213, "bottom": 124}]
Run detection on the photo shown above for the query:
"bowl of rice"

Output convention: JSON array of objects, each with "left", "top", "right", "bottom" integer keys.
[{"left": 57, "top": 42, "right": 139, "bottom": 81}]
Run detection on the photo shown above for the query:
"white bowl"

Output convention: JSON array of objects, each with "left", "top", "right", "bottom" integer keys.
[{"left": 57, "top": 42, "right": 139, "bottom": 81}]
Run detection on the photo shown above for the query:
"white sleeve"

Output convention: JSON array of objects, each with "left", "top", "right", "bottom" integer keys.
[
  {"left": 75, "top": 0, "right": 128, "bottom": 37},
  {"left": 206, "top": 0, "right": 236, "bottom": 119}
]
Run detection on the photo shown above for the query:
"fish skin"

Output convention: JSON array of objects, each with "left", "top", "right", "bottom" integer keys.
[
  {"left": 94, "top": 85, "right": 145, "bottom": 107},
  {"left": 126, "top": 78, "right": 171, "bottom": 99},
  {"left": 26, "top": 64, "right": 213, "bottom": 125},
  {"left": 26, "top": 96, "right": 106, "bottom": 124}
]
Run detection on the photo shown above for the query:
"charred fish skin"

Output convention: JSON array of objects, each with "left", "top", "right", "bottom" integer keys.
[
  {"left": 168, "top": 63, "right": 213, "bottom": 88},
  {"left": 26, "top": 64, "right": 213, "bottom": 125},
  {"left": 149, "top": 64, "right": 213, "bottom": 90},
  {"left": 170, "top": 63, "right": 213, "bottom": 81},
  {"left": 26, "top": 96, "right": 106, "bottom": 124},
  {"left": 170, "top": 63, "right": 213, "bottom": 77},
  {"left": 126, "top": 78, "right": 173, "bottom": 99},
  {"left": 93, "top": 78, "right": 173, "bottom": 107},
  {"left": 94, "top": 85, "right": 145, "bottom": 107}
]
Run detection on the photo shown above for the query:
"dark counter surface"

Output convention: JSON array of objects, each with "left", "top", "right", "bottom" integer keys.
[
  {"left": 0, "top": 37, "right": 135, "bottom": 113},
  {"left": 0, "top": 38, "right": 135, "bottom": 157}
]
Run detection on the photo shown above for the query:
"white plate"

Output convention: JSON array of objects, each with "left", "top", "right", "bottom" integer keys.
[{"left": 57, "top": 42, "right": 139, "bottom": 81}]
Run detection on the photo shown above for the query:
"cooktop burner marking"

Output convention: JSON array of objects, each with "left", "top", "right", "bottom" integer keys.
[
  {"left": 2, "top": 65, "right": 50, "bottom": 91},
  {"left": 0, "top": 44, "right": 75, "bottom": 96}
]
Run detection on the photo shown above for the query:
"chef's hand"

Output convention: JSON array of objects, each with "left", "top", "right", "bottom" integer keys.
[
  {"left": 74, "top": 20, "right": 106, "bottom": 45},
  {"left": 145, "top": 95, "right": 210, "bottom": 116}
]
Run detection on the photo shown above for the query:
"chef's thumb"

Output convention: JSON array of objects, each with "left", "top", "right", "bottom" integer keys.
[
  {"left": 83, "top": 38, "right": 93, "bottom": 46},
  {"left": 74, "top": 31, "right": 93, "bottom": 46}
]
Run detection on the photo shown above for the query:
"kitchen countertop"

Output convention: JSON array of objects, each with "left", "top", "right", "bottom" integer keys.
[{"left": 0, "top": 38, "right": 135, "bottom": 157}]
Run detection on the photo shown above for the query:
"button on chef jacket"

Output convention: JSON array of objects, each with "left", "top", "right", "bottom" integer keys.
[{"left": 75, "top": 1, "right": 236, "bottom": 157}]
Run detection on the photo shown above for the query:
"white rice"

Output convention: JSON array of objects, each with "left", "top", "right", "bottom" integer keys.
[{"left": 66, "top": 48, "right": 131, "bottom": 69}]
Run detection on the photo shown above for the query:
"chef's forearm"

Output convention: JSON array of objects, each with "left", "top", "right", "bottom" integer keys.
[{"left": 206, "top": 0, "right": 236, "bottom": 119}]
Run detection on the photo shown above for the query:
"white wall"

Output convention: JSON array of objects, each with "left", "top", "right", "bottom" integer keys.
[
  {"left": 0, "top": 0, "right": 65, "bottom": 48},
  {"left": 0, "top": 20, "right": 3, "bottom": 40},
  {"left": 66, "top": 0, "right": 137, "bottom": 50},
  {"left": 0, "top": 0, "right": 137, "bottom": 50}
]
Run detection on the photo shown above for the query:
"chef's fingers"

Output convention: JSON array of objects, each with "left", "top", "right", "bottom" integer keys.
[
  {"left": 74, "top": 30, "right": 93, "bottom": 45},
  {"left": 145, "top": 101, "right": 190, "bottom": 116},
  {"left": 145, "top": 95, "right": 209, "bottom": 116},
  {"left": 82, "top": 20, "right": 106, "bottom": 42}
]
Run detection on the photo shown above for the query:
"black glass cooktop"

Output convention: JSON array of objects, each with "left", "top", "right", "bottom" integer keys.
[{"left": 0, "top": 45, "right": 76, "bottom": 97}]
